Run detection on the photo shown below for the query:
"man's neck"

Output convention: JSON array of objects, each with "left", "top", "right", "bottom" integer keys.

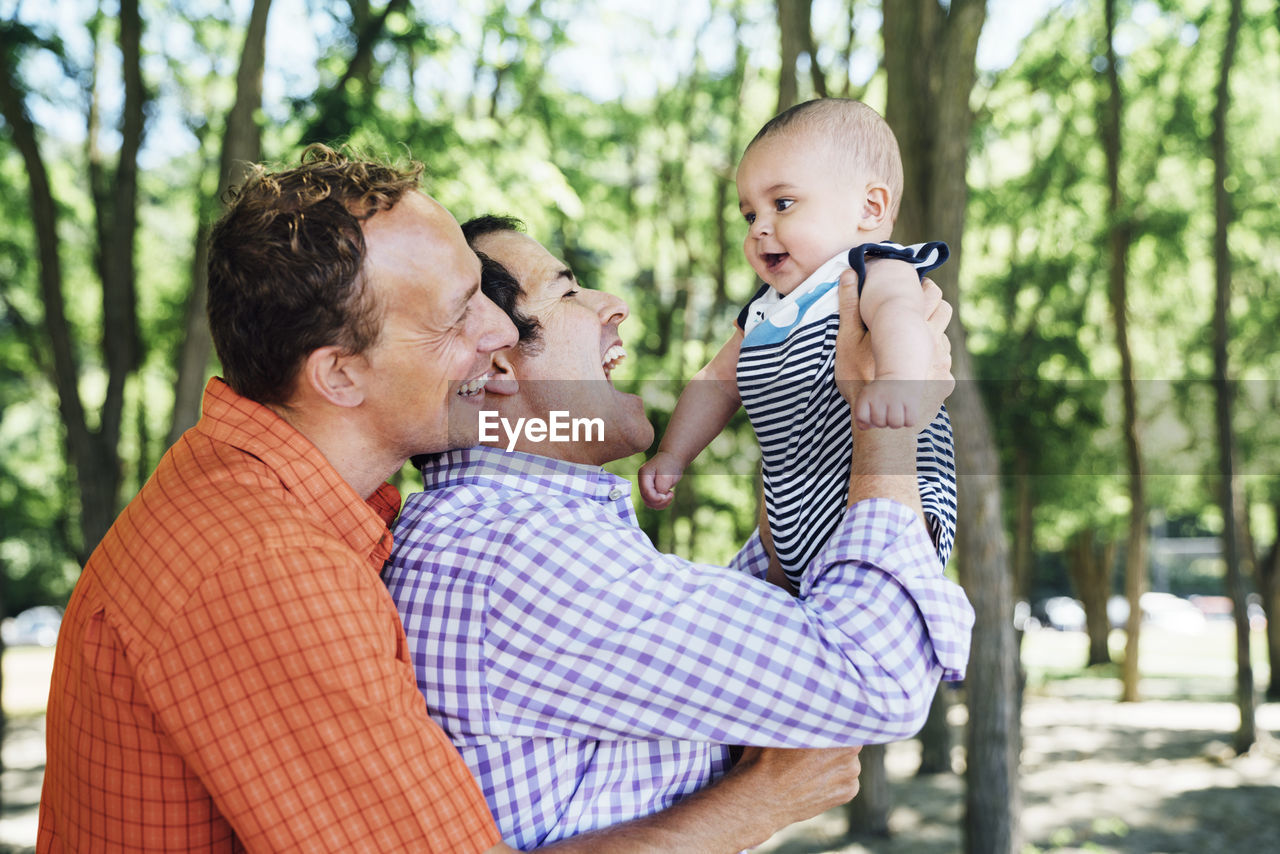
[{"left": 267, "top": 402, "right": 400, "bottom": 501}]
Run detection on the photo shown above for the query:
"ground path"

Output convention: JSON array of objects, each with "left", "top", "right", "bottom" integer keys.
[
  {"left": 758, "top": 696, "right": 1280, "bottom": 854},
  {"left": 4, "top": 681, "right": 1277, "bottom": 852}
]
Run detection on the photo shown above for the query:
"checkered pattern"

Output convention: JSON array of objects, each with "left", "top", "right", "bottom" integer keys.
[
  {"left": 38, "top": 379, "right": 499, "bottom": 854},
  {"left": 384, "top": 446, "right": 974, "bottom": 849}
]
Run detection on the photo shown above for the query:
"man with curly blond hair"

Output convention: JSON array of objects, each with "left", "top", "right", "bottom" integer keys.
[{"left": 38, "top": 146, "right": 865, "bottom": 854}]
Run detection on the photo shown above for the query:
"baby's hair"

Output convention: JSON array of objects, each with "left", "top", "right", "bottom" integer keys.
[{"left": 747, "top": 98, "right": 904, "bottom": 221}]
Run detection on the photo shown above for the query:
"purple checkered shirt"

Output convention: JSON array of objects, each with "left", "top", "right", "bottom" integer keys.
[{"left": 383, "top": 446, "right": 973, "bottom": 849}]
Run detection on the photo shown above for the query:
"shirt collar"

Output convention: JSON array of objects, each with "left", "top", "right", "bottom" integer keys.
[
  {"left": 418, "top": 445, "right": 633, "bottom": 505},
  {"left": 195, "top": 378, "right": 400, "bottom": 566}
]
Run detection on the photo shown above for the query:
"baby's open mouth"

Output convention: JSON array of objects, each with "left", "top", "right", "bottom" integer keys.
[{"left": 764, "top": 252, "right": 789, "bottom": 270}]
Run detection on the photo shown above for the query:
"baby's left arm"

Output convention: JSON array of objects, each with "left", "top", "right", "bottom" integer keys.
[{"left": 855, "top": 259, "right": 933, "bottom": 429}]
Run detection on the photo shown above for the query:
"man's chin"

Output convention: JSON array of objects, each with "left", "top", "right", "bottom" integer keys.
[
  {"left": 617, "top": 401, "right": 655, "bottom": 457},
  {"left": 571, "top": 400, "right": 652, "bottom": 466},
  {"left": 445, "top": 413, "right": 483, "bottom": 451}
]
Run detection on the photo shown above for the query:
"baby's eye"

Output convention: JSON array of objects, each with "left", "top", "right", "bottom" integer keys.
[
  {"left": 775, "top": 199, "right": 794, "bottom": 212},
  {"left": 743, "top": 212, "right": 756, "bottom": 224}
]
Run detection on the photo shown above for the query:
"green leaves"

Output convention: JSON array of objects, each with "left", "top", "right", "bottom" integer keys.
[{"left": 2, "top": 0, "right": 1279, "bottom": 607}]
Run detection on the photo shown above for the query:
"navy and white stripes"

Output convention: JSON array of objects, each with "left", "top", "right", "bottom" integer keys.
[{"left": 737, "top": 241, "right": 958, "bottom": 587}]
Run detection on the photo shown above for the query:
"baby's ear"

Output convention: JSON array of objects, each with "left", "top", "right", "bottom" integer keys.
[
  {"left": 861, "top": 183, "right": 892, "bottom": 230},
  {"left": 485, "top": 350, "right": 520, "bottom": 396}
]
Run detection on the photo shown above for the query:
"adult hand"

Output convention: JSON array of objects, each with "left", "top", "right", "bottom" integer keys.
[
  {"left": 833, "top": 268, "right": 877, "bottom": 406},
  {"left": 916, "top": 277, "right": 955, "bottom": 426},
  {"left": 730, "top": 746, "right": 863, "bottom": 828},
  {"left": 523, "top": 745, "right": 863, "bottom": 853}
]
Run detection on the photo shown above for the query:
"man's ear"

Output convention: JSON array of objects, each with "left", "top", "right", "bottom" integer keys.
[
  {"left": 485, "top": 350, "right": 520, "bottom": 396},
  {"left": 861, "top": 184, "right": 892, "bottom": 231},
  {"left": 301, "top": 346, "right": 366, "bottom": 408}
]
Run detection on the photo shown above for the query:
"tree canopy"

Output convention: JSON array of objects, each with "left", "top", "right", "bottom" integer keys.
[{"left": 2, "top": 0, "right": 1278, "bottom": 840}]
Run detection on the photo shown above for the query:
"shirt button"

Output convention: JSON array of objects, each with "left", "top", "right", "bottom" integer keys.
[{"left": 608, "top": 487, "right": 626, "bottom": 501}]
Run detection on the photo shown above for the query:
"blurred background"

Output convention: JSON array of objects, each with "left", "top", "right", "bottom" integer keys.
[{"left": 1, "top": 0, "right": 1277, "bottom": 851}]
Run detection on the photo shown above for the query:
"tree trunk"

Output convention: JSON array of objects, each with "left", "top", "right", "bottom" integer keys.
[
  {"left": 1100, "top": 0, "right": 1147, "bottom": 704},
  {"left": 0, "top": 22, "right": 143, "bottom": 560},
  {"left": 0, "top": 559, "right": 5, "bottom": 811},
  {"left": 775, "top": 0, "right": 800, "bottom": 112},
  {"left": 299, "top": 0, "right": 410, "bottom": 145},
  {"left": 1259, "top": 502, "right": 1280, "bottom": 701},
  {"left": 882, "top": 3, "right": 1018, "bottom": 852},
  {"left": 1012, "top": 450, "right": 1034, "bottom": 605},
  {"left": 844, "top": 731, "right": 891, "bottom": 833},
  {"left": 775, "top": 0, "right": 813, "bottom": 112},
  {"left": 88, "top": 0, "right": 145, "bottom": 444},
  {"left": 951, "top": 346, "right": 1020, "bottom": 854},
  {"left": 805, "top": 20, "right": 827, "bottom": 99},
  {"left": 844, "top": 744, "right": 890, "bottom": 838},
  {"left": 1209, "top": 0, "right": 1255, "bottom": 753},
  {"left": 1096, "top": 539, "right": 1116, "bottom": 665},
  {"left": 1069, "top": 529, "right": 1114, "bottom": 667},
  {"left": 916, "top": 687, "right": 953, "bottom": 775},
  {"left": 169, "top": 0, "right": 274, "bottom": 446},
  {"left": 1262, "top": 502, "right": 1280, "bottom": 702},
  {"left": 91, "top": 0, "right": 146, "bottom": 539}
]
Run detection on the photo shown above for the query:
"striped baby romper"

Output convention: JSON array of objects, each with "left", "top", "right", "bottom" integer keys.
[{"left": 736, "top": 241, "right": 957, "bottom": 587}]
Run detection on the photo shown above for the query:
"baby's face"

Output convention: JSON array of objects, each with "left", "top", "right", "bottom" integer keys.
[{"left": 736, "top": 134, "right": 873, "bottom": 295}]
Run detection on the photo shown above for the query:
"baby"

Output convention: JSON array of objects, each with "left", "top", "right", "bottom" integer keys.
[{"left": 639, "top": 98, "right": 956, "bottom": 589}]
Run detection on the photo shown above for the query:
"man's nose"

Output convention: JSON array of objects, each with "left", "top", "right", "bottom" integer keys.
[
  {"left": 477, "top": 295, "right": 519, "bottom": 352},
  {"left": 596, "top": 291, "right": 629, "bottom": 326}
]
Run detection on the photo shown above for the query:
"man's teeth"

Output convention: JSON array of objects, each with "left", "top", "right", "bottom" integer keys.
[
  {"left": 602, "top": 345, "right": 626, "bottom": 377},
  {"left": 457, "top": 374, "right": 490, "bottom": 397}
]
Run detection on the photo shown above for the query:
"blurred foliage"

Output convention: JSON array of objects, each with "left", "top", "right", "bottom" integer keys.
[{"left": 0, "top": 0, "right": 1277, "bottom": 613}]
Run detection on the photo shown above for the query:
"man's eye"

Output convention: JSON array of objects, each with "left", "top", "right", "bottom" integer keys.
[
  {"left": 775, "top": 199, "right": 793, "bottom": 212},
  {"left": 563, "top": 288, "right": 580, "bottom": 299}
]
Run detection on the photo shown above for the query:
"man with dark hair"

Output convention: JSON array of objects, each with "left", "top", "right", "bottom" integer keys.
[
  {"left": 385, "top": 217, "right": 973, "bottom": 849},
  {"left": 38, "top": 147, "right": 866, "bottom": 854}
]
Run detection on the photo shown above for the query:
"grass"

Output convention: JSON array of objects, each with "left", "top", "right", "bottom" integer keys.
[
  {"left": 1, "top": 623, "right": 1272, "bottom": 715},
  {"left": 1021, "top": 622, "right": 1271, "bottom": 701}
]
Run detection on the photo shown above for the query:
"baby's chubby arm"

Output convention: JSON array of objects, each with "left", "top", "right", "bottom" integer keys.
[
  {"left": 639, "top": 329, "right": 744, "bottom": 509},
  {"left": 855, "top": 259, "right": 934, "bottom": 430}
]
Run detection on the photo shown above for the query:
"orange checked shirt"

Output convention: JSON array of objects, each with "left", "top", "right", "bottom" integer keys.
[{"left": 38, "top": 378, "right": 501, "bottom": 854}]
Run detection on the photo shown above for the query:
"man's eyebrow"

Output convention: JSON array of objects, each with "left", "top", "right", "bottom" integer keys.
[{"left": 453, "top": 281, "right": 479, "bottom": 317}]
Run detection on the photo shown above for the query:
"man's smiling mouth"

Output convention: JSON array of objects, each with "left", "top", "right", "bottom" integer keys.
[
  {"left": 457, "top": 372, "right": 491, "bottom": 398},
  {"left": 602, "top": 344, "right": 626, "bottom": 383}
]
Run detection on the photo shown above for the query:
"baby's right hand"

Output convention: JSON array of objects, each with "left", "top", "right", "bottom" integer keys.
[
  {"left": 639, "top": 452, "right": 685, "bottom": 510},
  {"left": 854, "top": 378, "right": 921, "bottom": 431}
]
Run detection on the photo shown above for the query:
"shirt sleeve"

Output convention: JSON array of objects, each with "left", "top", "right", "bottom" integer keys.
[
  {"left": 725, "top": 528, "right": 769, "bottom": 580},
  {"left": 847, "top": 240, "right": 950, "bottom": 295},
  {"left": 143, "top": 546, "right": 501, "bottom": 854},
  {"left": 480, "top": 497, "right": 973, "bottom": 748}
]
